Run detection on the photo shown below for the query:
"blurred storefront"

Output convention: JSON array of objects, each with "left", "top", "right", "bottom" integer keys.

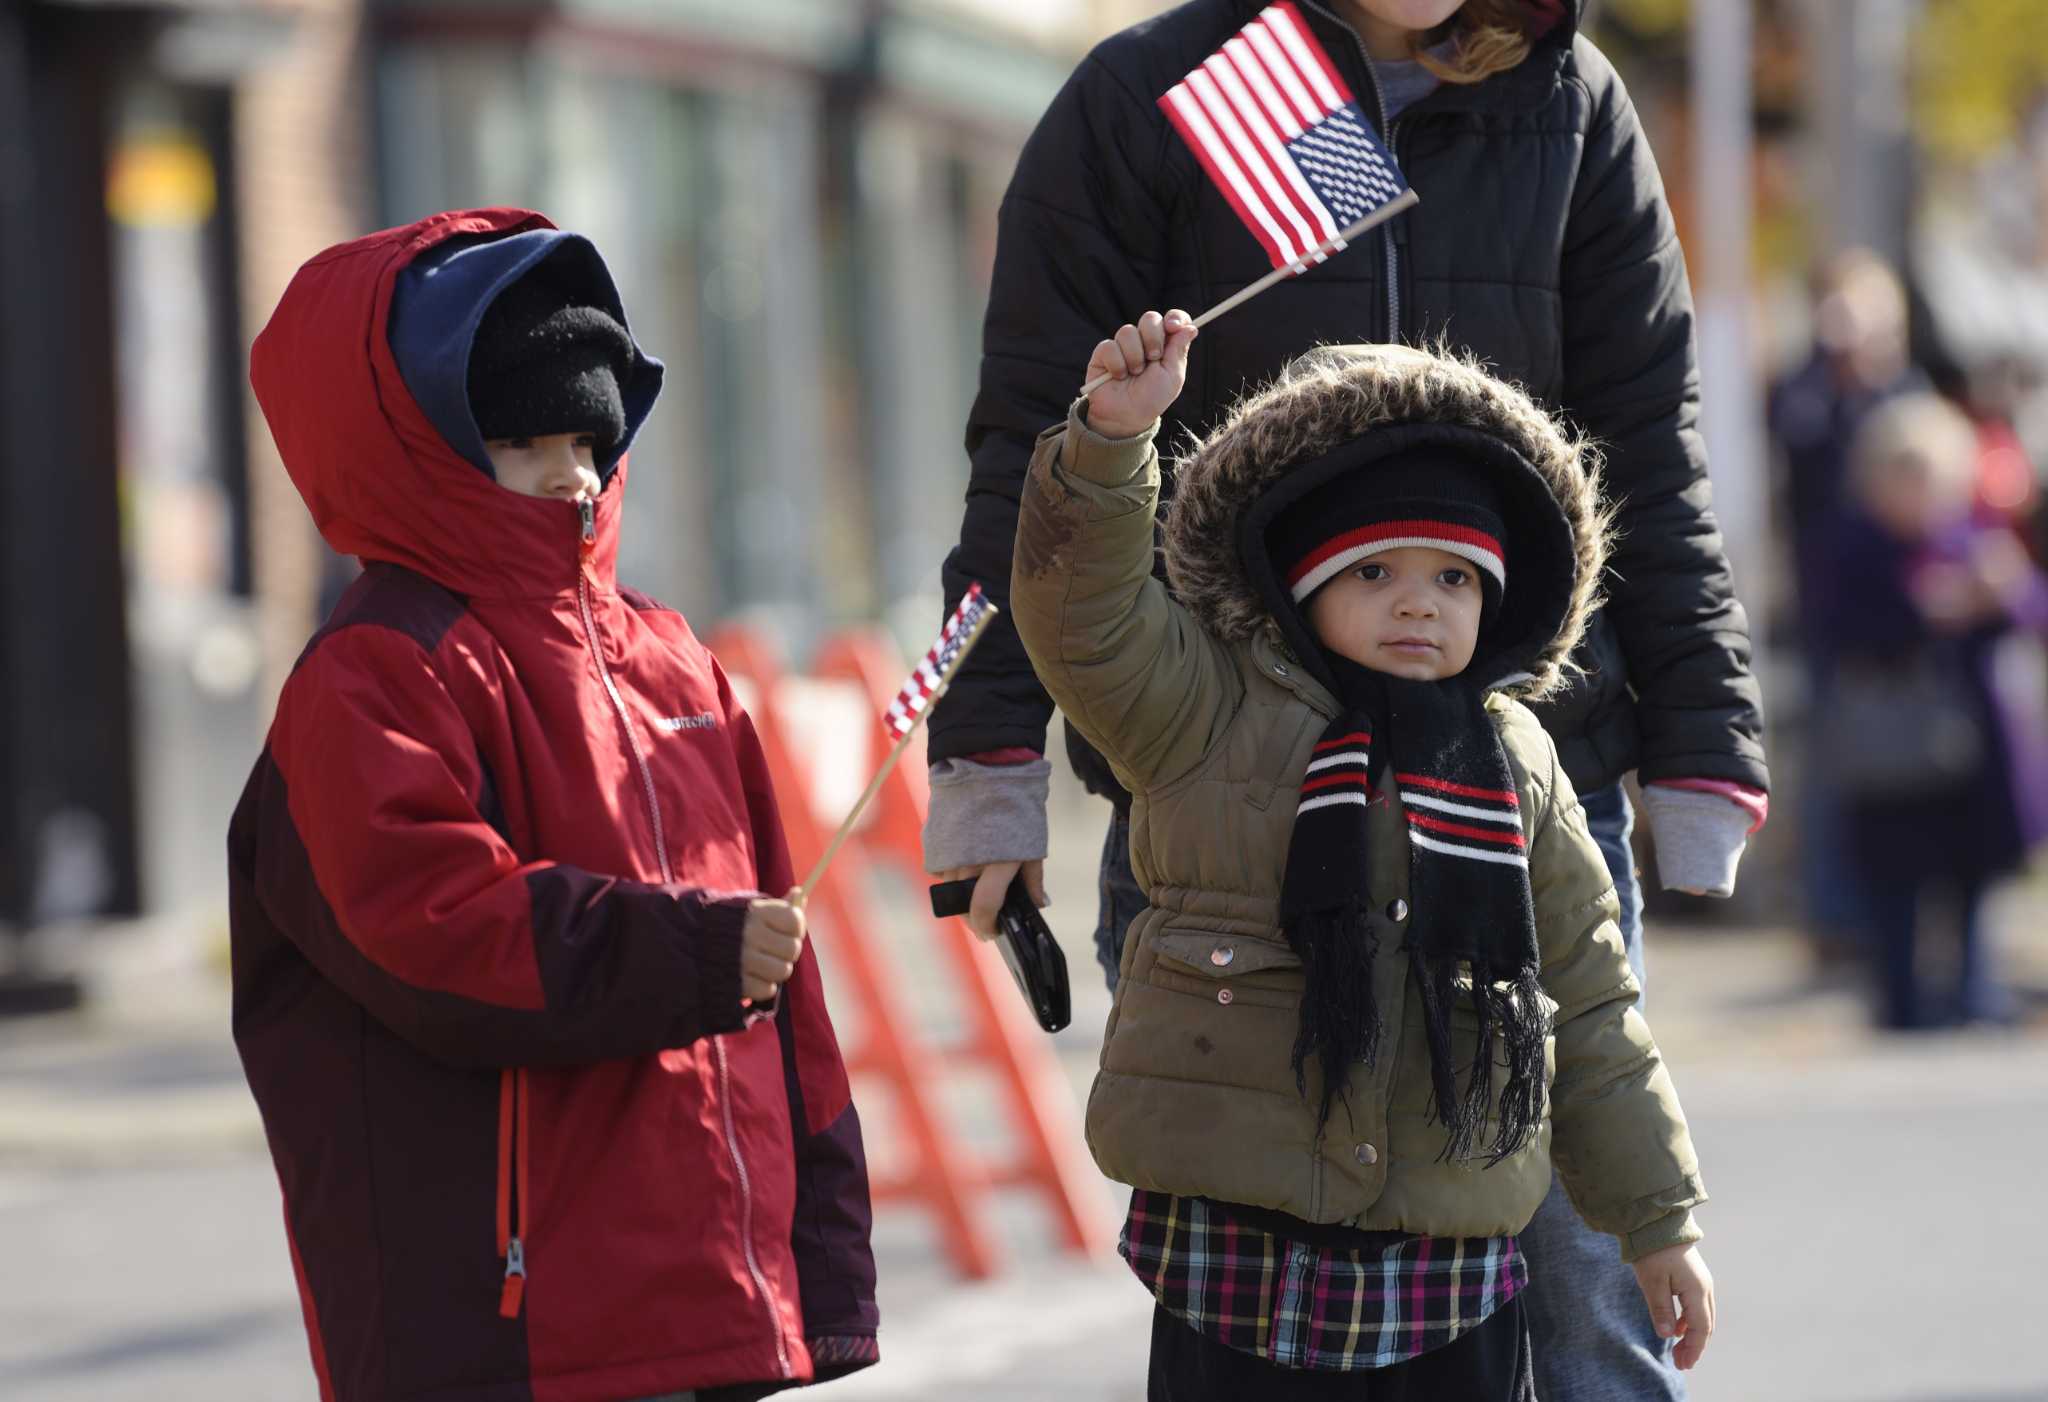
[
  {"left": 372, "top": 0, "right": 1074, "bottom": 645},
  {"left": 0, "top": 0, "right": 368, "bottom": 953},
  {"left": 1, "top": 0, "right": 1084, "bottom": 945}
]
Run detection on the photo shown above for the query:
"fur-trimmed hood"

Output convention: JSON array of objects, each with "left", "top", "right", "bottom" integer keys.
[{"left": 1162, "top": 344, "right": 1609, "bottom": 701}]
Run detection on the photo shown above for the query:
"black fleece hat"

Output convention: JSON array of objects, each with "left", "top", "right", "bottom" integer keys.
[
  {"left": 466, "top": 269, "right": 634, "bottom": 455},
  {"left": 1266, "top": 452, "right": 1509, "bottom": 623}
]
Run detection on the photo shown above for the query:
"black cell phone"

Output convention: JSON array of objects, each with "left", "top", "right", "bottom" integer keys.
[{"left": 929, "top": 874, "right": 1071, "bottom": 1034}]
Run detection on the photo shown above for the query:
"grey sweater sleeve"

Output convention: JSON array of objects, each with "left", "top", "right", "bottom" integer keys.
[
  {"left": 921, "top": 758, "right": 1053, "bottom": 873},
  {"left": 1637, "top": 785, "right": 1752, "bottom": 896}
]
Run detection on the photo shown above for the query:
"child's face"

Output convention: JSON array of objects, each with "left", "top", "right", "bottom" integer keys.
[
  {"left": 1304, "top": 545, "right": 1483, "bottom": 681},
  {"left": 484, "top": 432, "right": 602, "bottom": 502}
]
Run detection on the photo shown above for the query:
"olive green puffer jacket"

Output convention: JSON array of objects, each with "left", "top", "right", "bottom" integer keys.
[{"left": 1010, "top": 350, "right": 1704, "bottom": 1261}]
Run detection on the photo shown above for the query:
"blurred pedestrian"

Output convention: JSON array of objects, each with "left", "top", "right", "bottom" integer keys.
[
  {"left": 230, "top": 209, "right": 878, "bottom": 1402},
  {"left": 1816, "top": 392, "right": 2048, "bottom": 1030},
  {"left": 1013, "top": 323, "right": 1714, "bottom": 1400},
  {"left": 926, "top": 3, "right": 1765, "bottom": 1397},
  {"left": 1771, "top": 249, "right": 1923, "bottom": 624},
  {"left": 1767, "top": 248, "right": 1923, "bottom": 951}
]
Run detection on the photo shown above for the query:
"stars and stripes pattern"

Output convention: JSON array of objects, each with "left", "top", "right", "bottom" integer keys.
[
  {"left": 1158, "top": 1, "right": 1413, "bottom": 273},
  {"left": 884, "top": 583, "right": 996, "bottom": 741},
  {"left": 1297, "top": 730, "right": 1373, "bottom": 815},
  {"left": 1396, "top": 773, "right": 1527, "bottom": 869}
]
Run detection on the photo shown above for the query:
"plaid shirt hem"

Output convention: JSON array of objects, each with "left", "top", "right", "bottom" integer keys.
[{"left": 1121, "top": 1190, "right": 1527, "bottom": 1371}]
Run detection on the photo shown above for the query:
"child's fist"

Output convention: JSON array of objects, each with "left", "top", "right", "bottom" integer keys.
[
  {"left": 1631, "top": 1242, "right": 1715, "bottom": 1370},
  {"left": 740, "top": 889, "right": 807, "bottom": 1005},
  {"left": 1082, "top": 310, "right": 1197, "bottom": 440}
]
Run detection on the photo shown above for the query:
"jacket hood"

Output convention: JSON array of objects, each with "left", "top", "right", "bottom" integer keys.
[
  {"left": 1162, "top": 344, "right": 1609, "bottom": 700},
  {"left": 250, "top": 208, "right": 664, "bottom": 599}
]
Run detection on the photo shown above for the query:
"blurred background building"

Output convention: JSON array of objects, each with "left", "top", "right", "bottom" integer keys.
[
  {"left": 4, "top": 0, "right": 2048, "bottom": 994},
  {"left": 0, "top": 0, "right": 1109, "bottom": 959},
  {"left": 14, "top": 0, "right": 2048, "bottom": 956}
]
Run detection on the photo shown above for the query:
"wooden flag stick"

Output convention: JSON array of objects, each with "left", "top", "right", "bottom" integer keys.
[
  {"left": 794, "top": 600, "right": 1002, "bottom": 906},
  {"left": 1077, "top": 189, "right": 1420, "bottom": 399}
]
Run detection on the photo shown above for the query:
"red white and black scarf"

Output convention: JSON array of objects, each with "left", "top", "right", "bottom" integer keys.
[
  {"left": 1238, "top": 436, "right": 1576, "bottom": 1163},
  {"left": 1279, "top": 655, "right": 1549, "bottom": 1163}
]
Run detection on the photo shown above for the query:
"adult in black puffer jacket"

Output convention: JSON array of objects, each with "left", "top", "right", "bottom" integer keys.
[{"left": 926, "top": 5, "right": 1765, "bottom": 1393}]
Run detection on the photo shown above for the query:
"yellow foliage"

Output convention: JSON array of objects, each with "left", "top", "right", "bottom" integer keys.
[
  {"left": 1602, "top": 0, "right": 1689, "bottom": 38},
  {"left": 1915, "top": 0, "right": 2048, "bottom": 160}
]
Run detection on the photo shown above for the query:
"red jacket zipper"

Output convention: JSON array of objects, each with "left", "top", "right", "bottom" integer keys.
[
  {"left": 716, "top": 1036, "right": 794, "bottom": 1378},
  {"left": 497, "top": 1068, "right": 529, "bottom": 1317},
  {"left": 562, "top": 501, "right": 788, "bottom": 1374},
  {"left": 576, "top": 498, "right": 674, "bottom": 882}
]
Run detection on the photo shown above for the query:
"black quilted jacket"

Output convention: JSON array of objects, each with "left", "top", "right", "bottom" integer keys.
[{"left": 933, "top": 0, "right": 1768, "bottom": 802}]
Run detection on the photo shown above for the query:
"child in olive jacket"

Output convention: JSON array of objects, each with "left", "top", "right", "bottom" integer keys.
[{"left": 1010, "top": 313, "right": 1711, "bottom": 1398}]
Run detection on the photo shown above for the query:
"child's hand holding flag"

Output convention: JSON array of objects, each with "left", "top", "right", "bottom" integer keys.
[{"left": 1083, "top": 309, "right": 1199, "bottom": 441}]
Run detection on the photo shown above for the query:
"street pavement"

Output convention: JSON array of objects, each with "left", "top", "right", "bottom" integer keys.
[{"left": 3, "top": 884, "right": 2047, "bottom": 1401}]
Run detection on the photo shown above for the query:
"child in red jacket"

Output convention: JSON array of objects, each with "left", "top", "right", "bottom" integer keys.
[{"left": 230, "top": 208, "right": 878, "bottom": 1402}]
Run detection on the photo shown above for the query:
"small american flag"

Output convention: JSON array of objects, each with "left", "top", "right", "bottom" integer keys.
[
  {"left": 1160, "top": 2, "right": 1413, "bottom": 273},
  {"left": 884, "top": 584, "right": 998, "bottom": 742}
]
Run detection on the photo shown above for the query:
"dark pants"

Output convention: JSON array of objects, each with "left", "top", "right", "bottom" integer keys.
[
  {"left": 1861, "top": 862, "right": 1993, "bottom": 1029},
  {"left": 1847, "top": 798, "right": 2005, "bottom": 1030},
  {"left": 1147, "top": 1296, "right": 1535, "bottom": 1401}
]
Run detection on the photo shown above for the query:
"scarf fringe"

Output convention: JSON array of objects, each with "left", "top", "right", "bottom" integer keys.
[
  {"left": 1285, "top": 902, "right": 1381, "bottom": 1130},
  {"left": 1416, "top": 956, "right": 1552, "bottom": 1165}
]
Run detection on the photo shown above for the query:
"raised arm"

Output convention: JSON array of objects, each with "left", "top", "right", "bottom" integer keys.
[{"left": 1008, "top": 313, "right": 1244, "bottom": 793}]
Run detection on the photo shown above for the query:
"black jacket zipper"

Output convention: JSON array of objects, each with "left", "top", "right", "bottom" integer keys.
[{"left": 1302, "top": 0, "right": 1404, "bottom": 343}]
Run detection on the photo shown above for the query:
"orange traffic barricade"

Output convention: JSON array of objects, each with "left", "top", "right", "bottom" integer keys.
[{"left": 711, "top": 624, "right": 1116, "bottom": 1280}]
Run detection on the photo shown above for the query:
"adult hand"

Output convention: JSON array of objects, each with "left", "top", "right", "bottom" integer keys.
[
  {"left": 1631, "top": 1242, "right": 1715, "bottom": 1370},
  {"left": 1083, "top": 310, "right": 1197, "bottom": 440},
  {"left": 740, "top": 888, "right": 807, "bottom": 1004},
  {"left": 933, "top": 859, "right": 1048, "bottom": 940}
]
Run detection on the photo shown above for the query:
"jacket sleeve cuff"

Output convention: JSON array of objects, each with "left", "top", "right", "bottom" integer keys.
[
  {"left": 923, "top": 758, "right": 1053, "bottom": 872},
  {"left": 1057, "top": 399, "right": 1158, "bottom": 489},
  {"left": 672, "top": 891, "right": 762, "bottom": 1038},
  {"left": 1638, "top": 785, "right": 1752, "bottom": 897},
  {"left": 1622, "top": 1208, "right": 1703, "bottom": 1264}
]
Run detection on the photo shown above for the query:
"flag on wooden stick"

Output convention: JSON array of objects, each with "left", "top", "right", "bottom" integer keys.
[
  {"left": 1076, "top": 1, "right": 1417, "bottom": 398},
  {"left": 1159, "top": 1, "right": 1413, "bottom": 273},
  {"left": 884, "top": 582, "right": 997, "bottom": 740},
  {"left": 801, "top": 584, "right": 999, "bottom": 902}
]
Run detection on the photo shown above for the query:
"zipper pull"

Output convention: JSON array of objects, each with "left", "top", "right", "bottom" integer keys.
[
  {"left": 499, "top": 1237, "right": 527, "bottom": 1317},
  {"left": 578, "top": 497, "right": 596, "bottom": 549}
]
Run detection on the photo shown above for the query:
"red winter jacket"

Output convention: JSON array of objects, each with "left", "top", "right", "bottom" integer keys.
[{"left": 230, "top": 208, "right": 878, "bottom": 1402}]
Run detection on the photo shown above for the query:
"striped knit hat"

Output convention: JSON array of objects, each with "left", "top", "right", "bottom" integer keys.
[{"left": 1267, "top": 455, "right": 1507, "bottom": 620}]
